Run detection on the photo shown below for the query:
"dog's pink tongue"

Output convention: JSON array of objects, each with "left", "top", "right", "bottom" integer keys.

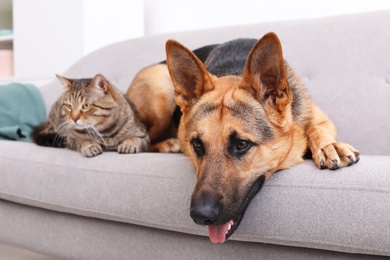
[{"left": 208, "top": 221, "right": 233, "bottom": 244}]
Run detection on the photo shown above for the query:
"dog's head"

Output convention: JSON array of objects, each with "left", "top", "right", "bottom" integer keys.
[{"left": 166, "top": 33, "right": 305, "bottom": 243}]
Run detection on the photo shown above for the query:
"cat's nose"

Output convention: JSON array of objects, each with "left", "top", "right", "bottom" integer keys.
[{"left": 71, "top": 112, "right": 81, "bottom": 123}]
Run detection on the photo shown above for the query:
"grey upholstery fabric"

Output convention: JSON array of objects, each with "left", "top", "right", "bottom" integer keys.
[
  {"left": 0, "top": 10, "right": 389, "bottom": 259},
  {"left": 1, "top": 141, "right": 389, "bottom": 257},
  {"left": 0, "top": 200, "right": 388, "bottom": 260}
]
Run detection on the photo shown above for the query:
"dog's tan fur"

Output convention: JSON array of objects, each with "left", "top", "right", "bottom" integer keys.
[
  {"left": 126, "top": 64, "right": 180, "bottom": 152},
  {"left": 127, "top": 32, "right": 359, "bottom": 243}
]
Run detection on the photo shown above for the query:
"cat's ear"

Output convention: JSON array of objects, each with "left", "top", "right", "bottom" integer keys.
[
  {"left": 56, "top": 74, "right": 73, "bottom": 91},
  {"left": 91, "top": 74, "right": 110, "bottom": 93}
]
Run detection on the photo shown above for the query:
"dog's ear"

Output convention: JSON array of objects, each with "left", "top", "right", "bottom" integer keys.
[
  {"left": 241, "top": 32, "right": 291, "bottom": 112},
  {"left": 166, "top": 40, "right": 214, "bottom": 113}
]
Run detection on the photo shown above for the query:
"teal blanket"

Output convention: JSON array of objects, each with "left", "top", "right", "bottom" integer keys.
[{"left": 0, "top": 83, "right": 46, "bottom": 142}]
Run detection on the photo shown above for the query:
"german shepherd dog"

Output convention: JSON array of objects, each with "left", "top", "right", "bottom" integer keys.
[{"left": 127, "top": 32, "right": 360, "bottom": 243}]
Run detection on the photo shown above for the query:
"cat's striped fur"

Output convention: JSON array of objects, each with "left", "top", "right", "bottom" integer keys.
[{"left": 31, "top": 74, "right": 149, "bottom": 157}]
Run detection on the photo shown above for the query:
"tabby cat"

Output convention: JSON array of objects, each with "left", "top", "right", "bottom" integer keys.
[{"left": 31, "top": 74, "right": 149, "bottom": 157}]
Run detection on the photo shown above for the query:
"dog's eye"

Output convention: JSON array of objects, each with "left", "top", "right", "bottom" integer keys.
[
  {"left": 229, "top": 137, "right": 254, "bottom": 158},
  {"left": 236, "top": 140, "right": 250, "bottom": 150},
  {"left": 191, "top": 138, "right": 205, "bottom": 157}
]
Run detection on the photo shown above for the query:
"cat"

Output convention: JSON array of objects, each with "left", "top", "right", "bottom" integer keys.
[{"left": 31, "top": 73, "right": 150, "bottom": 157}]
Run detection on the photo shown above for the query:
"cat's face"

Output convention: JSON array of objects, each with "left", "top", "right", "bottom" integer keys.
[
  {"left": 62, "top": 96, "right": 100, "bottom": 130},
  {"left": 57, "top": 74, "right": 117, "bottom": 131}
]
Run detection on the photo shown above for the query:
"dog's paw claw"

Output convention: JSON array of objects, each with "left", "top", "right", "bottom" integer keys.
[
  {"left": 330, "top": 159, "right": 340, "bottom": 170},
  {"left": 319, "top": 159, "right": 327, "bottom": 169},
  {"left": 313, "top": 142, "right": 359, "bottom": 170},
  {"left": 346, "top": 155, "right": 356, "bottom": 166}
]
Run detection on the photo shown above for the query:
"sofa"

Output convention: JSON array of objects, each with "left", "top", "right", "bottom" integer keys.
[{"left": 1, "top": 10, "right": 389, "bottom": 259}]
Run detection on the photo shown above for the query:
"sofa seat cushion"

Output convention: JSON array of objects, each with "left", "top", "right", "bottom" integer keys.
[{"left": 0, "top": 140, "right": 389, "bottom": 256}]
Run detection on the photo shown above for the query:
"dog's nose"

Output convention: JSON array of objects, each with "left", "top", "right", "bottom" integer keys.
[{"left": 190, "top": 196, "right": 220, "bottom": 225}]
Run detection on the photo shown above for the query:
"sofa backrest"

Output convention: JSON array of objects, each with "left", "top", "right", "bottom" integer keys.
[{"left": 40, "top": 10, "right": 390, "bottom": 155}]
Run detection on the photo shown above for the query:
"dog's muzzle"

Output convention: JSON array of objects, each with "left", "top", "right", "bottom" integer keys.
[
  {"left": 190, "top": 191, "right": 221, "bottom": 226},
  {"left": 190, "top": 175, "right": 266, "bottom": 243}
]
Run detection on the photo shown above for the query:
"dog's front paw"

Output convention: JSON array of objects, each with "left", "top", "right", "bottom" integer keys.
[
  {"left": 149, "top": 138, "right": 181, "bottom": 153},
  {"left": 81, "top": 143, "right": 103, "bottom": 157},
  {"left": 313, "top": 142, "right": 360, "bottom": 170}
]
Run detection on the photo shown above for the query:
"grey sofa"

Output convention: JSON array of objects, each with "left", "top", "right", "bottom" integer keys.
[{"left": 1, "top": 10, "right": 389, "bottom": 260}]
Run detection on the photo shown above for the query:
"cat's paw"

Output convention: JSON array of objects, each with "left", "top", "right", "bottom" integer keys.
[
  {"left": 313, "top": 142, "right": 360, "bottom": 170},
  {"left": 81, "top": 143, "right": 103, "bottom": 157},
  {"left": 118, "top": 138, "right": 147, "bottom": 154}
]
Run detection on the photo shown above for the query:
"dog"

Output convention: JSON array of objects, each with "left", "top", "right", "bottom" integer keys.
[{"left": 126, "top": 32, "right": 360, "bottom": 243}]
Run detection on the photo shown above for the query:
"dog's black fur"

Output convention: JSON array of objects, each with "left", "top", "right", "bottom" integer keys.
[{"left": 206, "top": 39, "right": 258, "bottom": 76}]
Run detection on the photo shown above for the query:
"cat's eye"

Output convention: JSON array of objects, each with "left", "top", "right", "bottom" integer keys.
[
  {"left": 82, "top": 104, "right": 90, "bottom": 110},
  {"left": 65, "top": 103, "right": 72, "bottom": 109}
]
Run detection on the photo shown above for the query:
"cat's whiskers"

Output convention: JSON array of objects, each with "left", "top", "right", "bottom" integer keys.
[
  {"left": 54, "top": 122, "right": 70, "bottom": 147},
  {"left": 87, "top": 125, "right": 107, "bottom": 148}
]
